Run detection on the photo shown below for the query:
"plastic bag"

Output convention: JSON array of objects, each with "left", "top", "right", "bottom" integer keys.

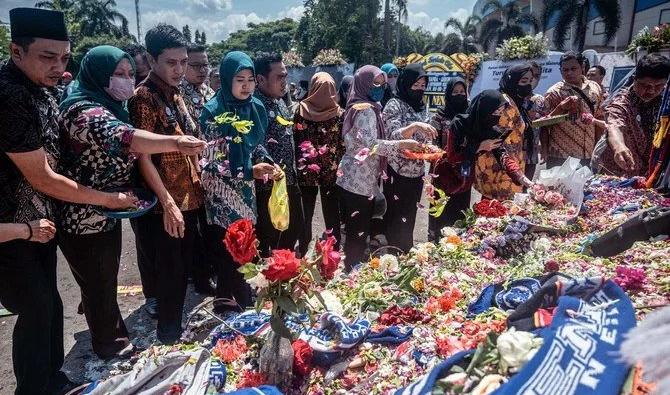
[
  {"left": 537, "top": 157, "right": 592, "bottom": 212},
  {"left": 269, "top": 173, "right": 289, "bottom": 231}
]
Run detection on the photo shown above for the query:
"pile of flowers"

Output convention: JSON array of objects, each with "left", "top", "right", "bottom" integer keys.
[
  {"left": 626, "top": 24, "right": 670, "bottom": 55},
  {"left": 282, "top": 50, "right": 305, "bottom": 68},
  {"left": 496, "top": 33, "right": 549, "bottom": 61},
  {"left": 311, "top": 49, "right": 348, "bottom": 66},
  {"left": 91, "top": 175, "right": 670, "bottom": 394},
  {"left": 530, "top": 184, "right": 565, "bottom": 207},
  {"left": 454, "top": 52, "right": 487, "bottom": 85},
  {"left": 393, "top": 56, "right": 408, "bottom": 69}
]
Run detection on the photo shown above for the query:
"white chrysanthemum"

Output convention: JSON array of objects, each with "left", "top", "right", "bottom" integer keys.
[
  {"left": 440, "top": 226, "right": 458, "bottom": 237},
  {"left": 379, "top": 254, "right": 399, "bottom": 272},
  {"left": 247, "top": 273, "right": 269, "bottom": 291},
  {"left": 497, "top": 328, "right": 543, "bottom": 373}
]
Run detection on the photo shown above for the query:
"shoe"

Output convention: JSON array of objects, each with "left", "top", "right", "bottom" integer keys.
[
  {"left": 48, "top": 372, "right": 80, "bottom": 395},
  {"left": 143, "top": 297, "right": 158, "bottom": 319}
]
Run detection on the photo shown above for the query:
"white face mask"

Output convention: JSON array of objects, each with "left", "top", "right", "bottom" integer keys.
[{"left": 104, "top": 76, "right": 135, "bottom": 101}]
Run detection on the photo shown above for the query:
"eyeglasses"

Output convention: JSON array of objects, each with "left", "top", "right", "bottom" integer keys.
[{"left": 188, "top": 63, "right": 210, "bottom": 71}]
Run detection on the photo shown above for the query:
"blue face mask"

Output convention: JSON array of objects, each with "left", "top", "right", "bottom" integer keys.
[{"left": 369, "top": 86, "right": 385, "bottom": 102}]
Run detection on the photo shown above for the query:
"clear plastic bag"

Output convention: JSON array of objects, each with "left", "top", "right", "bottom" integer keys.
[{"left": 537, "top": 157, "right": 592, "bottom": 210}]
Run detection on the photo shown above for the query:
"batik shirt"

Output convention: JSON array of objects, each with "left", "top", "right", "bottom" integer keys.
[
  {"left": 255, "top": 91, "right": 297, "bottom": 190},
  {"left": 597, "top": 87, "right": 661, "bottom": 177},
  {"left": 543, "top": 78, "right": 603, "bottom": 160},
  {"left": 383, "top": 98, "right": 432, "bottom": 178},
  {"left": 0, "top": 60, "right": 60, "bottom": 223},
  {"left": 292, "top": 112, "right": 345, "bottom": 187},
  {"left": 336, "top": 106, "right": 399, "bottom": 197},
  {"left": 129, "top": 72, "right": 203, "bottom": 212},
  {"left": 58, "top": 102, "right": 135, "bottom": 234},
  {"left": 180, "top": 79, "right": 215, "bottom": 132}
]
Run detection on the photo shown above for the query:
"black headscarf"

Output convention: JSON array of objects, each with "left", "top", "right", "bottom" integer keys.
[
  {"left": 396, "top": 63, "right": 427, "bottom": 113},
  {"left": 338, "top": 75, "right": 354, "bottom": 109},
  {"left": 450, "top": 89, "right": 507, "bottom": 160},
  {"left": 438, "top": 77, "right": 468, "bottom": 120},
  {"left": 499, "top": 64, "right": 533, "bottom": 153}
]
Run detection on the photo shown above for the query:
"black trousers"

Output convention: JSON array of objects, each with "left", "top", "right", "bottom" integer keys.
[
  {"left": 58, "top": 223, "right": 130, "bottom": 359},
  {"left": 204, "top": 223, "right": 253, "bottom": 309},
  {"left": 130, "top": 214, "right": 156, "bottom": 299},
  {"left": 299, "top": 185, "right": 341, "bottom": 255},
  {"left": 256, "top": 184, "right": 305, "bottom": 257},
  {"left": 0, "top": 239, "right": 65, "bottom": 395},
  {"left": 428, "top": 189, "right": 472, "bottom": 242},
  {"left": 143, "top": 210, "right": 198, "bottom": 343},
  {"left": 383, "top": 166, "right": 423, "bottom": 253},
  {"left": 190, "top": 208, "right": 214, "bottom": 288},
  {"left": 339, "top": 187, "right": 374, "bottom": 271}
]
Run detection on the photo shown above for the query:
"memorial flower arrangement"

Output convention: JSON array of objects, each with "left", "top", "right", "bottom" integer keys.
[
  {"left": 312, "top": 49, "right": 347, "bottom": 66},
  {"left": 282, "top": 50, "right": 305, "bottom": 68},
  {"left": 496, "top": 33, "right": 549, "bottom": 61},
  {"left": 626, "top": 24, "right": 670, "bottom": 55}
]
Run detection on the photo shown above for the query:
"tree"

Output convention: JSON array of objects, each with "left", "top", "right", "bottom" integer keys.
[
  {"left": 194, "top": 30, "right": 201, "bottom": 44},
  {"left": 199, "top": 31, "right": 207, "bottom": 44},
  {"left": 0, "top": 26, "right": 10, "bottom": 61},
  {"left": 441, "top": 32, "right": 463, "bottom": 54},
  {"left": 394, "top": 0, "right": 408, "bottom": 56},
  {"left": 297, "top": 0, "right": 383, "bottom": 65},
  {"left": 182, "top": 25, "right": 192, "bottom": 43},
  {"left": 479, "top": 0, "right": 540, "bottom": 52},
  {"left": 73, "top": 0, "right": 130, "bottom": 38},
  {"left": 445, "top": 15, "right": 481, "bottom": 53},
  {"left": 209, "top": 18, "right": 298, "bottom": 62},
  {"left": 543, "top": 0, "right": 621, "bottom": 51},
  {"left": 394, "top": 25, "right": 433, "bottom": 56},
  {"left": 70, "top": 33, "right": 135, "bottom": 74}
]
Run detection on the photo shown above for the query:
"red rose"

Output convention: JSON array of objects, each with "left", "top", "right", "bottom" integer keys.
[
  {"left": 292, "top": 339, "right": 314, "bottom": 376},
  {"left": 544, "top": 259, "right": 560, "bottom": 273},
  {"left": 237, "top": 370, "right": 266, "bottom": 389},
  {"left": 263, "top": 249, "right": 301, "bottom": 282},
  {"left": 316, "top": 235, "right": 341, "bottom": 280},
  {"left": 223, "top": 219, "right": 258, "bottom": 265},
  {"left": 473, "top": 199, "right": 508, "bottom": 217}
]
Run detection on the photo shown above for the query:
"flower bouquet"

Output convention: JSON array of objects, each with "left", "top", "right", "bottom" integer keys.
[
  {"left": 282, "top": 50, "right": 305, "bottom": 68},
  {"left": 496, "top": 34, "right": 549, "bottom": 61},
  {"left": 626, "top": 24, "right": 670, "bottom": 56},
  {"left": 312, "top": 49, "right": 348, "bottom": 66}
]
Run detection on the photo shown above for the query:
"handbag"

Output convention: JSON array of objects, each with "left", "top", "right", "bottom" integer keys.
[{"left": 431, "top": 128, "right": 474, "bottom": 195}]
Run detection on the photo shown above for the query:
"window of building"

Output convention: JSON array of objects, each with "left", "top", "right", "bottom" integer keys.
[
  {"left": 593, "top": 21, "right": 606, "bottom": 35},
  {"left": 660, "top": 9, "right": 670, "bottom": 25}
]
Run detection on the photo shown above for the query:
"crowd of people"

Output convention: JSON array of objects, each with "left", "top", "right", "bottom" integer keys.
[{"left": 2, "top": 6, "right": 670, "bottom": 395}]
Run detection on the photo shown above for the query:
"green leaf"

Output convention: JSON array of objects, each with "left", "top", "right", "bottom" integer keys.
[
  {"left": 276, "top": 295, "right": 299, "bottom": 314},
  {"left": 269, "top": 314, "right": 293, "bottom": 339}
]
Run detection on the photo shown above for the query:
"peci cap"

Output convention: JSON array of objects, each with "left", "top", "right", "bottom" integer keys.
[{"left": 9, "top": 7, "right": 69, "bottom": 42}]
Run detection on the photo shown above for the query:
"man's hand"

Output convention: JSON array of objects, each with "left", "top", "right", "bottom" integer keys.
[
  {"left": 162, "top": 199, "right": 185, "bottom": 238},
  {"left": 253, "top": 163, "right": 279, "bottom": 180},
  {"left": 612, "top": 143, "right": 636, "bottom": 173},
  {"left": 557, "top": 96, "right": 579, "bottom": 114},
  {"left": 176, "top": 135, "right": 207, "bottom": 155},
  {"left": 27, "top": 219, "right": 56, "bottom": 243}
]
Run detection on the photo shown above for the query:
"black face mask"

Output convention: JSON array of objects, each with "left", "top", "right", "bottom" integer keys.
[
  {"left": 517, "top": 84, "right": 533, "bottom": 98},
  {"left": 450, "top": 94, "right": 468, "bottom": 113},
  {"left": 408, "top": 89, "right": 425, "bottom": 103}
]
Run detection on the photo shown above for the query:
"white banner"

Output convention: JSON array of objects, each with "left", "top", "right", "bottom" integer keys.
[{"left": 470, "top": 54, "right": 564, "bottom": 97}]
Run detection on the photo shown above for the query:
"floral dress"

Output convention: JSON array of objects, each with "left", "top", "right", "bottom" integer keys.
[
  {"left": 383, "top": 98, "right": 432, "bottom": 178},
  {"left": 292, "top": 112, "right": 345, "bottom": 187},
  {"left": 474, "top": 95, "right": 527, "bottom": 201},
  {"left": 58, "top": 101, "right": 135, "bottom": 234}
]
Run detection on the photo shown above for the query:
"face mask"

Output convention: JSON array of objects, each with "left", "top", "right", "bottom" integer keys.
[
  {"left": 388, "top": 77, "right": 398, "bottom": 91},
  {"left": 450, "top": 94, "right": 468, "bottom": 113},
  {"left": 105, "top": 76, "right": 135, "bottom": 101},
  {"left": 517, "top": 84, "right": 533, "bottom": 98},
  {"left": 369, "top": 86, "right": 385, "bottom": 102}
]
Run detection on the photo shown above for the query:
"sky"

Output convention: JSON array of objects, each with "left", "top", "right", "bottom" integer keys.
[{"left": 1, "top": 0, "right": 478, "bottom": 43}]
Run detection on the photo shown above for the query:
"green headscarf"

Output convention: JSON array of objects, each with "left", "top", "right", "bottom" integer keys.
[
  {"left": 60, "top": 45, "right": 135, "bottom": 123},
  {"left": 201, "top": 51, "right": 268, "bottom": 178}
]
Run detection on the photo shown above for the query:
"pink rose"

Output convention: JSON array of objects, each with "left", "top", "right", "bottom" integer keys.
[
  {"left": 307, "top": 164, "right": 321, "bottom": 173},
  {"left": 299, "top": 140, "right": 313, "bottom": 151}
]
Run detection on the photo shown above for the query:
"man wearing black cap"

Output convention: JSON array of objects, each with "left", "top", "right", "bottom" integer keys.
[{"left": 0, "top": 8, "right": 134, "bottom": 395}]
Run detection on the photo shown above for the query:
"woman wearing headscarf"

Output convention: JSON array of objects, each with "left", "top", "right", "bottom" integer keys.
[
  {"left": 428, "top": 77, "right": 470, "bottom": 241},
  {"left": 380, "top": 63, "right": 399, "bottom": 108},
  {"left": 293, "top": 72, "right": 345, "bottom": 254},
  {"left": 382, "top": 63, "right": 437, "bottom": 252},
  {"left": 199, "top": 51, "right": 281, "bottom": 310},
  {"left": 58, "top": 45, "right": 207, "bottom": 357},
  {"left": 450, "top": 66, "right": 535, "bottom": 201},
  {"left": 338, "top": 75, "right": 354, "bottom": 109},
  {"left": 336, "top": 65, "right": 422, "bottom": 271}
]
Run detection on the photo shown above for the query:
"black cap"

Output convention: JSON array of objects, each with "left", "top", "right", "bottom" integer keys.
[{"left": 9, "top": 8, "right": 69, "bottom": 41}]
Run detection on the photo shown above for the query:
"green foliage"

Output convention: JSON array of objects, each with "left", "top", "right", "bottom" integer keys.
[
  {"left": 543, "top": 0, "right": 621, "bottom": 52},
  {"left": 0, "top": 26, "right": 10, "bottom": 61},
  {"left": 479, "top": 0, "right": 539, "bottom": 53},
  {"left": 182, "top": 25, "right": 192, "bottom": 43},
  {"left": 208, "top": 18, "right": 297, "bottom": 63},
  {"left": 70, "top": 34, "right": 136, "bottom": 74}
]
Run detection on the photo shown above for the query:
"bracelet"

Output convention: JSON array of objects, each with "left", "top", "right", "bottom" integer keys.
[{"left": 24, "top": 222, "right": 33, "bottom": 241}]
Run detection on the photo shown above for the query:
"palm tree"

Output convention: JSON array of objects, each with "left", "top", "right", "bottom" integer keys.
[
  {"left": 34, "top": 0, "right": 75, "bottom": 10},
  {"left": 542, "top": 0, "right": 621, "bottom": 52},
  {"left": 394, "top": 0, "right": 408, "bottom": 56},
  {"left": 479, "top": 0, "right": 540, "bottom": 52},
  {"left": 74, "top": 0, "right": 129, "bottom": 38},
  {"left": 445, "top": 15, "right": 481, "bottom": 54},
  {"left": 384, "top": 0, "right": 408, "bottom": 56}
]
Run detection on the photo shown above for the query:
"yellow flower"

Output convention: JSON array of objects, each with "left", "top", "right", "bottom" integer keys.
[
  {"left": 232, "top": 120, "right": 254, "bottom": 134},
  {"left": 232, "top": 136, "right": 242, "bottom": 144},
  {"left": 276, "top": 115, "right": 294, "bottom": 126},
  {"left": 410, "top": 277, "right": 425, "bottom": 292},
  {"left": 369, "top": 257, "right": 381, "bottom": 269},
  {"left": 214, "top": 112, "right": 239, "bottom": 125}
]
